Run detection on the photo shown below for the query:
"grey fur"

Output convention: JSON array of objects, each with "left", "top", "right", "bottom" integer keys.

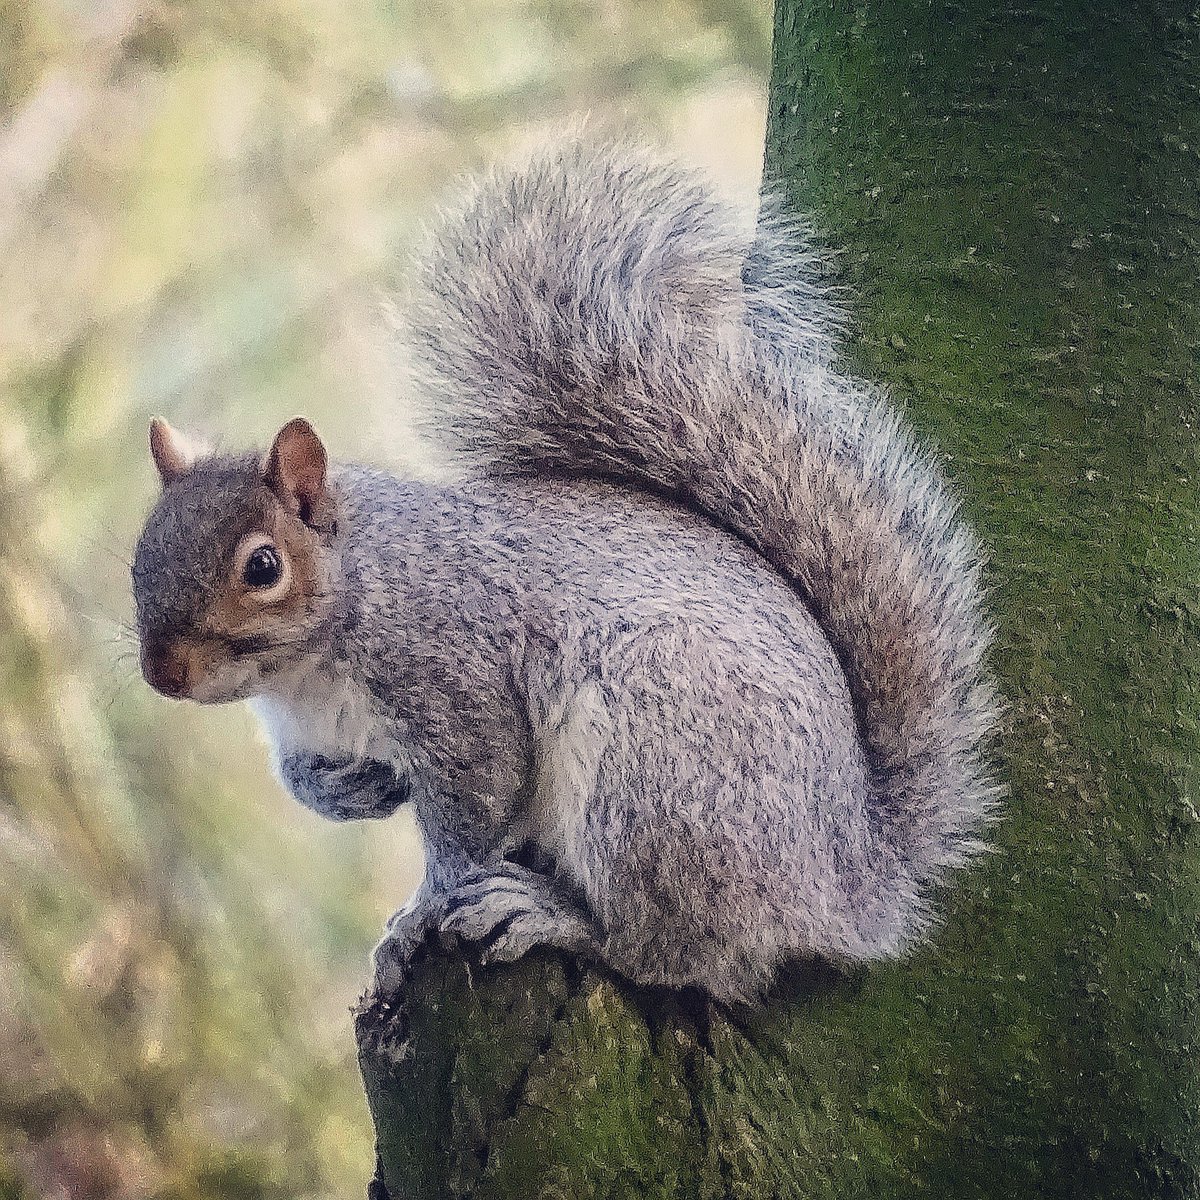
[{"left": 132, "top": 138, "right": 1001, "bottom": 1006}]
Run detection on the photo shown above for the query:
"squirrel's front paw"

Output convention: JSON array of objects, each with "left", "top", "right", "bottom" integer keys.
[{"left": 440, "top": 862, "right": 596, "bottom": 965}]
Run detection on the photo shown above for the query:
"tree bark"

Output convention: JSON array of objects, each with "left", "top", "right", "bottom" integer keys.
[{"left": 357, "top": 3, "right": 1200, "bottom": 1195}]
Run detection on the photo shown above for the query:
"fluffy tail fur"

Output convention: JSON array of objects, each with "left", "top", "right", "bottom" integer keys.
[{"left": 404, "top": 137, "right": 1000, "bottom": 934}]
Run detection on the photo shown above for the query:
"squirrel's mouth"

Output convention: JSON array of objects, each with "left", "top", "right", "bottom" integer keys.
[
  {"left": 184, "top": 669, "right": 261, "bottom": 704},
  {"left": 140, "top": 634, "right": 283, "bottom": 704}
]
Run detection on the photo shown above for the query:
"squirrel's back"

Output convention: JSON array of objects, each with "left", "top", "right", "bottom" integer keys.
[
  {"left": 398, "top": 136, "right": 1001, "bottom": 954},
  {"left": 331, "top": 465, "right": 847, "bottom": 663}
]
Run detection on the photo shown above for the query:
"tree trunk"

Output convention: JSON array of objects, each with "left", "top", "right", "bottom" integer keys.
[{"left": 356, "top": 3, "right": 1200, "bottom": 1195}]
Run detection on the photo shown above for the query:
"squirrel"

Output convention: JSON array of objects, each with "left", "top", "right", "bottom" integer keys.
[{"left": 131, "top": 137, "right": 1000, "bottom": 1006}]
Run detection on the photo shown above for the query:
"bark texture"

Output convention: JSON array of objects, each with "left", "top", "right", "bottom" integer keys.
[{"left": 358, "top": 3, "right": 1200, "bottom": 1195}]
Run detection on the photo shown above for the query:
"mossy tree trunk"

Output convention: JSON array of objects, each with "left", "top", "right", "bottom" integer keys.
[{"left": 356, "top": 3, "right": 1200, "bottom": 1195}]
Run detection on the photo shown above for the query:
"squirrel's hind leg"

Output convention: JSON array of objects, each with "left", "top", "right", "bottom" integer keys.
[{"left": 439, "top": 861, "right": 599, "bottom": 965}]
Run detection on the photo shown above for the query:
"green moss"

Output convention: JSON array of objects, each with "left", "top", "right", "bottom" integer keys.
[
  {"left": 765, "top": 1, "right": 1200, "bottom": 1194},
  {"left": 359, "top": 954, "right": 719, "bottom": 1199}
]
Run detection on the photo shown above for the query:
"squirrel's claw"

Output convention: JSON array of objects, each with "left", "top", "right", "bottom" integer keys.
[
  {"left": 440, "top": 864, "right": 597, "bottom": 965},
  {"left": 370, "top": 891, "right": 443, "bottom": 996},
  {"left": 440, "top": 867, "right": 541, "bottom": 943}
]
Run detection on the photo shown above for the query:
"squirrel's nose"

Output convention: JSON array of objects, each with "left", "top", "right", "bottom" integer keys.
[{"left": 142, "top": 640, "right": 190, "bottom": 698}]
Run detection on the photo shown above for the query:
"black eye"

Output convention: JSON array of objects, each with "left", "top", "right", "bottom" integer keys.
[{"left": 243, "top": 544, "right": 282, "bottom": 589}]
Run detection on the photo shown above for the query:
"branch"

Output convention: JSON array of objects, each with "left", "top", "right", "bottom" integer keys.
[{"left": 355, "top": 944, "right": 847, "bottom": 1199}]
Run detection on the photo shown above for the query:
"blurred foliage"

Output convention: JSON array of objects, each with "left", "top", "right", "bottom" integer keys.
[{"left": 0, "top": 0, "right": 770, "bottom": 1196}]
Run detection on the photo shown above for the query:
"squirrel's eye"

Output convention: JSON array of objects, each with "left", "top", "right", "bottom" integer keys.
[{"left": 243, "top": 544, "right": 282, "bottom": 589}]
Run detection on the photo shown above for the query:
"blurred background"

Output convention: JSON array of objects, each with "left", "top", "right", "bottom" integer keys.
[{"left": 0, "top": 1, "right": 771, "bottom": 1196}]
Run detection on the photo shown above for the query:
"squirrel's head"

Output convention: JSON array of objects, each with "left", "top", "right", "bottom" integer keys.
[{"left": 132, "top": 417, "right": 341, "bottom": 704}]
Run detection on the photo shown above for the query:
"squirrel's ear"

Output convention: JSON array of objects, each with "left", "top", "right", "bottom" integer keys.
[
  {"left": 149, "top": 417, "right": 197, "bottom": 485},
  {"left": 264, "top": 417, "right": 328, "bottom": 526}
]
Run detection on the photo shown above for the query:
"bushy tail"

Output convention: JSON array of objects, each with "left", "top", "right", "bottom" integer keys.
[{"left": 404, "top": 137, "right": 1000, "bottom": 935}]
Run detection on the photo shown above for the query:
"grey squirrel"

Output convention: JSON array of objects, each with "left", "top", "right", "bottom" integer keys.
[{"left": 131, "top": 137, "right": 1000, "bottom": 1006}]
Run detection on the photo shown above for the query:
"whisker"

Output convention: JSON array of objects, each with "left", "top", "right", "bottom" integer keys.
[
  {"left": 102, "top": 673, "right": 139, "bottom": 715},
  {"left": 85, "top": 525, "right": 135, "bottom": 571}
]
